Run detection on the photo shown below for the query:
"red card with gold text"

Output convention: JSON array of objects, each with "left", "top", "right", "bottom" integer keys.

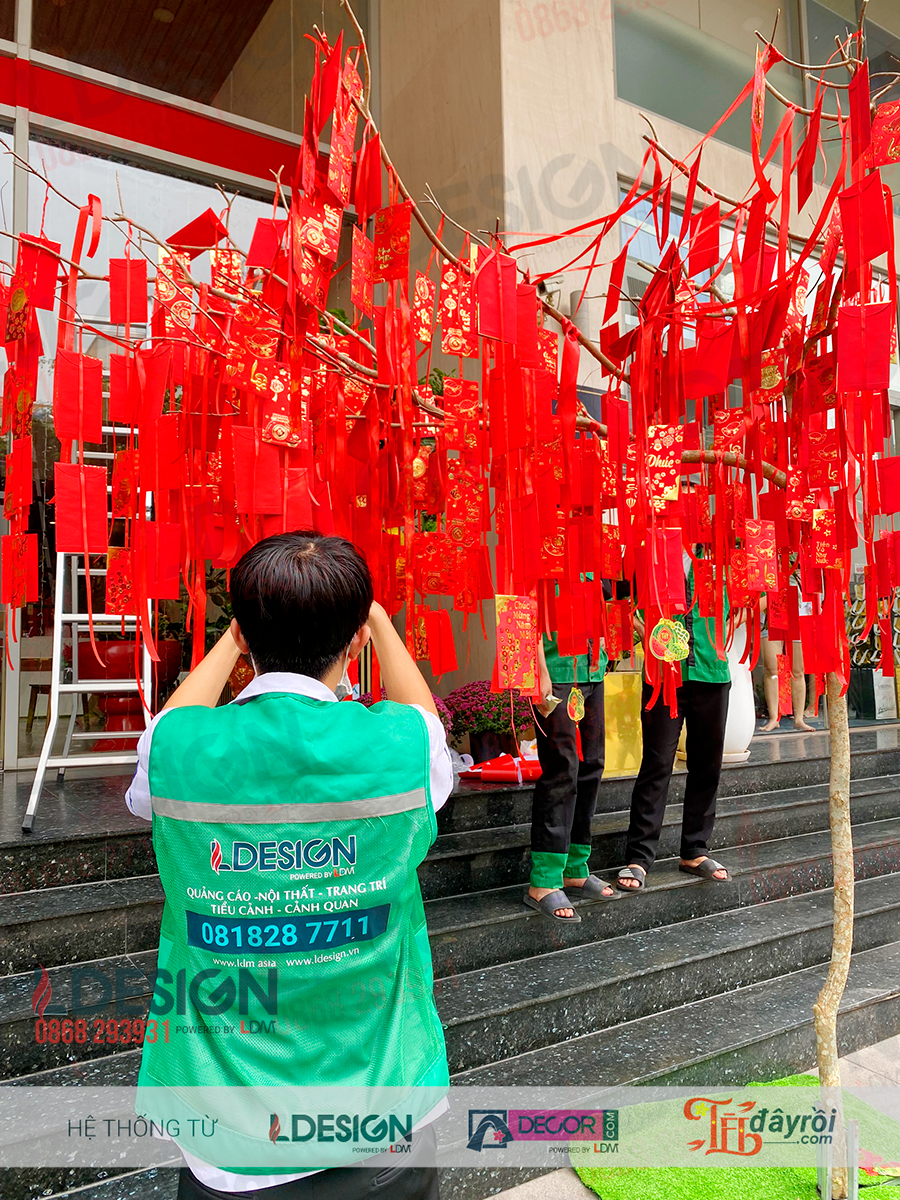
[
  {"left": 744, "top": 518, "right": 778, "bottom": 591},
  {"left": 413, "top": 272, "right": 436, "bottom": 344},
  {"left": 351, "top": 228, "right": 375, "bottom": 319},
  {"left": 495, "top": 594, "right": 538, "bottom": 694},
  {"left": 373, "top": 202, "right": 412, "bottom": 283}
]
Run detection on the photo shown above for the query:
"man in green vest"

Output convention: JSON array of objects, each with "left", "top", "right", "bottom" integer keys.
[
  {"left": 527, "top": 602, "right": 620, "bottom": 922},
  {"left": 126, "top": 531, "right": 451, "bottom": 1199},
  {"left": 617, "top": 547, "right": 732, "bottom": 892}
]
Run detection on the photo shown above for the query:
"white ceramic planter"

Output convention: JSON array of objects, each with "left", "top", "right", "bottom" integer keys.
[{"left": 722, "top": 622, "right": 754, "bottom": 763}]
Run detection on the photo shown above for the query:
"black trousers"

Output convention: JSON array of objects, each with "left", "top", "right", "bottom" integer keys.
[
  {"left": 176, "top": 1125, "right": 439, "bottom": 1200},
  {"left": 530, "top": 680, "right": 605, "bottom": 886},
  {"left": 624, "top": 680, "right": 730, "bottom": 870}
]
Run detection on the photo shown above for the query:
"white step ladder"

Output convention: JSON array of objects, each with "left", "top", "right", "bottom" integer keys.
[{"left": 22, "top": 549, "right": 152, "bottom": 830}]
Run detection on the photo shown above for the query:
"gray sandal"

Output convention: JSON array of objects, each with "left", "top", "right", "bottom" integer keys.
[
  {"left": 679, "top": 857, "right": 730, "bottom": 881},
  {"left": 523, "top": 889, "right": 582, "bottom": 923},
  {"left": 565, "top": 875, "right": 621, "bottom": 903},
  {"left": 616, "top": 865, "right": 647, "bottom": 892}
]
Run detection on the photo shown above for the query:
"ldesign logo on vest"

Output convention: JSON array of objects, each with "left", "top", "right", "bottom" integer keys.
[{"left": 210, "top": 837, "right": 357, "bottom": 874}]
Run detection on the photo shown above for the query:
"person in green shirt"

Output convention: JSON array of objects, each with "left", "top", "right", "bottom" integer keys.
[
  {"left": 525, "top": 611, "right": 620, "bottom": 922},
  {"left": 617, "top": 549, "right": 733, "bottom": 892}
]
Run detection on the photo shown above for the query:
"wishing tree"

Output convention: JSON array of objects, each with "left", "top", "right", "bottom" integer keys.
[{"left": 2, "top": 1, "right": 899, "bottom": 1192}]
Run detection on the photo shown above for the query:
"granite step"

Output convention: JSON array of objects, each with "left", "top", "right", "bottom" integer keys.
[
  {"left": 8, "top": 936, "right": 900, "bottom": 1200},
  {"left": 5, "top": 786, "right": 900, "bottom": 980},
  {"left": 427, "top": 811, "right": 900, "bottom": 976},
  {"left": 435, "top": 737, "right": 900, "bottom": 832},
  {"left": 437, "top": 871, "right": 900, "bottom": 1073},
  {"left": 4, "top": 817, "right": 900, "bottom": 1079},
  {"left": 453, "top": 937, "right": 900, "bottom": 1087},
  {"left": 4, "top": 735, "right": 900, "bottom": 896},
  {"left": 420, "top": 778, "right": 900, "bottom": 901}
]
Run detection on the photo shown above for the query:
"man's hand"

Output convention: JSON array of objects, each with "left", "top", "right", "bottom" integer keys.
[
  {"left": 366, "top": 600, "right": 440, "bottom": 719},
  {"left": 536, "top": 666, "right": 554, "bottom": 717}
]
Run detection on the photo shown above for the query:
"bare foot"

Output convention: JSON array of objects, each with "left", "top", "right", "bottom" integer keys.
[
  {"left": 804, "top": 710, "right": 817, "bottom": 721},
  {"left": 617, "top": 864, "right": 646, "bottom": 889},
  {"left": 760, "top": 717, "right": 780, "bottom": 732},
  {"left": 793, "top": 719, "right": 816, "bottom": 732},
  {"left": 681, "top": 855, "right": 728, "bottom": 880},
  {"left": 527, "top": 886, "right": 574, "bottom": 918},
  {"left": 563, "top": 875, "right": 616, "bottom": 899}
]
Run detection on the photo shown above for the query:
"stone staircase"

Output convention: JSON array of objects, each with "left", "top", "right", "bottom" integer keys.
[{"left": 3, "top": 731, "right": 900, "bottom": 1199}]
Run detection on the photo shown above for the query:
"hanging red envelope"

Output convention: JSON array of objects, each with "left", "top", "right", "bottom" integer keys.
[
  {"left": 1, "top": 532, "right": 38, "bottom": 606},
  {"left": 373, "top": 202, "right": 412, "bottom": 283},
  {"left": 810, "top": 508, "right": 843, "bottom": 569},
  {"left": 3, "top": 436, "right": 31, "bottom": 517},
  {"left": 494, "top": 594, "right": 538, "bottom": 693},
  {"left": 294, "top": 244, "right": 331, "bottom": 310},
  {"left": 537, "top": 326, "right": 558, "bottom": 374},
  {"left": 682, "top": 486, "right": 712, "bottom": 545},
  {"left": 647, "top": 424, "right": 683, "bottom": 510},
  {"left": 411, "top": 604, "right": 429, "bottom": 661},
  {"left": 109, "top": 258, "right": 148, "bottom": 325},
  {"left": 413, "top": 272, "right": 436, "bottom": 344},
  {"left": 414, "top": 532, "right": 455, "bottom": 595},
  {"left": 807, "top": 427, "right": 842, "bottom": 488},
  {"left": 440, "top": 263, "right": 478, "bottom": 357},
  {"left": 766, "top": 587, "right": 790, "bottom": 640},
  {"left": 17, "top": 235, "right": 60, "bottom": 311},
  {"left": 837, "top": 303, "right": 892, "bottom": 392},
  {"left": 247, "top": 218, "right": 287, "bottom": 269},
  {"left": 596, "top": 440, "right": 617, "bottom": 500},
  {"left": 786, "top": 468, "right": 815, "bottom": 521},
  {"left": 5, "top": 273, "right": 29, "bottom": 342},
  {"left": 232, "top": 425, "right": 283, "bottom": 514},
  {"left": 295, "top": 193, "right": 342, "bottom": 263},
  {"left": 877, "top": 457, "right": 900, "bottom": 514},
  {"left": 142, "top": 521, "right": 180, "bottom": 599},
  {"left": 105, "top": 547, "right": 136, "bottom": 615},
  {"left": 475, "top": 249, "right": 518, "bottom": 342},
  {"left": 599, "top": 523, "right": 622, "bottom": 579},
  {"left": 744, "top": 518, "right": 777, "bottom": 591},
  {"left": 326, "top": 98, "right": 357, "bottom": 207},
  {"left": 3, "top": 365, "right": 36, "bottom": 439},
  {"left": 443, "top": 378, "right": 480, "bottom": 419},
  {"left": 755, "top": 347, "right": 785, "bottom": 403},
  {"left": 688, "top": 202, "right": 720, "bottom": 276},
  {"left": 804, "top": 351, "right": 837, "bottom": 411},
  {"left": 142, "top": 413, "right": 182, "bottom": 492},
  {"left": 54, "top": 463, "right": 108, "bottom": 553},
  {"left": 605, "top": 598, "right": 631, "bottom": 660},
  {"left": 53, "top": 349, "right": 103, "bottom": 443},
  {"left": 635, "top": 528, "right": 684, "bottom": 608},
  {"left": 713, "top": 407, "right": 747, "bottom": 453},
  {"left": 154, "top": 249, "right": 191, "bottom": 333},
  {"left": 210, "top": 248, "right": 243, "bottom": 293},
  {"left": 423, "top": 607, "right": 458, "bottom": 676},
  {"left": 838, "top": 173, "right": 891, "bottom": 272},
  {"left": 349, "top": 227, "right": 375, "bottom": 319},
  {"left": 354, "top": 131, "right": 382, "bottom": 227},
  {"left": 516, "top": 284, "right": 543, "bottom": 367},
  {"left": 872, "top": 102, "right": 900, "bottom": 167},
  {"left": 683, "top": 319, "right": 734, "bottom": 399},
  {"left": 108, "top": 354, "right": 139, "bottom": 425},
  {"left": 729, "top": 548, "right": 751, "bottom": 608},
  {"left": 168, "top": 208, "right": 228, "bottom": 260},
  {"left": 110, "top": 449, "right": 139, "bottom": 517}
]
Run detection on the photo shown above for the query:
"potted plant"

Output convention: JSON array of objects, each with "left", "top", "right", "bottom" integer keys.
[{"left": 444, "top": 680, "right": 534, "bottom": 763}]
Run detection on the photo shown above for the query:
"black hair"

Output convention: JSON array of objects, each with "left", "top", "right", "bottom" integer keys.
[{"left": 230, "top": 531, "right": 373, "bottom": 679}]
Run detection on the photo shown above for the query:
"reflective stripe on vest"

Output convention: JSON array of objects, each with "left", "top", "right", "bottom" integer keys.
[{"left": 150, "top": 787, "right": 428, "bottom": 824}]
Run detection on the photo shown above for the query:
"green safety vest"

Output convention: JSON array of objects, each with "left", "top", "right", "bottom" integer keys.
[{"left": 136, "top": 693, "right": 449, "bottom": 1174}]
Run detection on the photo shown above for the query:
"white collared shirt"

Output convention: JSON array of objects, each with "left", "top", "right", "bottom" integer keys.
[
  {"left": 125, "top": 672, "right": 452, "bottom": 1191},
  {"left": 126, "top": 672, "right": 453, "bottom": 821}
]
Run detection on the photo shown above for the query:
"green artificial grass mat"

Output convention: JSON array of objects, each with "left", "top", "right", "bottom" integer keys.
[{"left": 572, "top": 1075, "right": 900, "bottom": 1200}]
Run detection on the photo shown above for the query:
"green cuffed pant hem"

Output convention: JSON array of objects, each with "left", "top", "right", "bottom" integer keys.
[
  {"left": 529, "top": 850, "right": 568, "bottom": 889},
  {"left": 564, "top": 842, "right": 592, "bottom": 880}
]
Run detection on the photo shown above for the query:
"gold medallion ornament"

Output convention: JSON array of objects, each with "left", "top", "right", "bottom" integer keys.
[{"left": 567, "top": 686, "right": 585, "bottom": 722}]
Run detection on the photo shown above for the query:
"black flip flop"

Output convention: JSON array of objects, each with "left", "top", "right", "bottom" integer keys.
[
  {"left": 616, "top": 865, "right": 647, "bottom": 892},
  {"left": 679, "top": 857, "right": 730, "bottom": 881},
  {"left": 523, "top": 888, "right": 581, "bottom": 923},
  {"left": 565, "top": 875, "right": 622, "bottom": 903}
]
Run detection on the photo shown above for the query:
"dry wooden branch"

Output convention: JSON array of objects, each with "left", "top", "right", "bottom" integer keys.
[{"left": 814, "top": 671, "right": 854, "bottom": 1199}]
